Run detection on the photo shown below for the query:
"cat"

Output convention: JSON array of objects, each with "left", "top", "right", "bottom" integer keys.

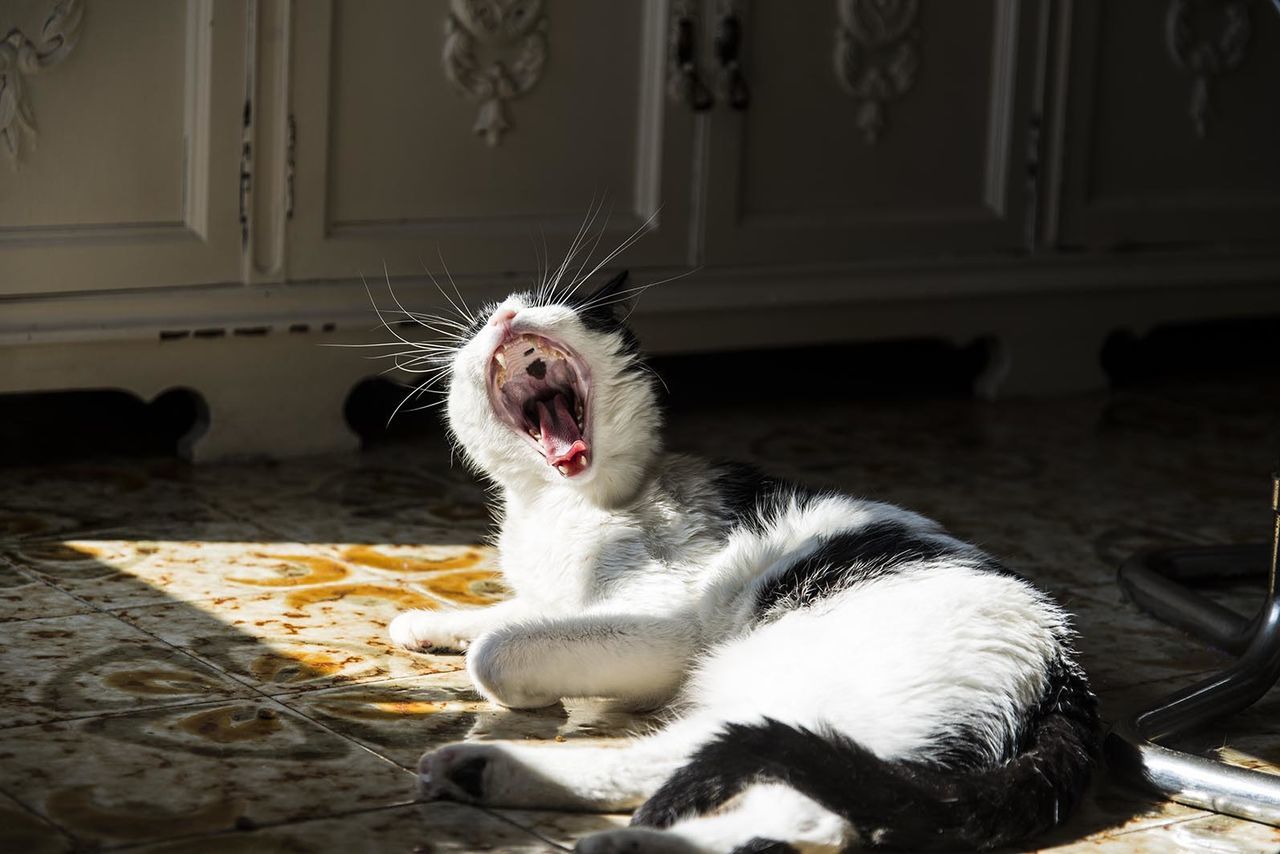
[{"left": 387, "top": 269, "right": 1099, "bottom": 853}]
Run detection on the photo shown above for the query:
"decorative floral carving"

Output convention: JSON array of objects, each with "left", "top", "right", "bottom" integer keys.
[
  {"left": 0, "top": 0, "right": 83, "bottom": 167},
  {"left": 1165, "top": 0, "right": 1251, "bottom": 138},
  {"left": 442, "top": 0, "right": 548, "bottom": 146},
  {"left": 834, "top": 0, "right": 919, "bottom": 144}
]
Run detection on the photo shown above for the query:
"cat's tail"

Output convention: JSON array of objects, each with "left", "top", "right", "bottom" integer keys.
[{"left": 631, "top": 659, "right": 1099, "bottom": 850}]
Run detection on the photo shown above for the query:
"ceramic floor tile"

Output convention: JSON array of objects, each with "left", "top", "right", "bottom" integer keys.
[
  {"left": 196, "top": 454, "right": 493, "bottom": 546},
  {"left": 497, "top": 809, "right": 630, "bottom": 850},
  {"left": 8, "top": 535, "right": 505, "bottom": 612},
  {"left": 1059, "top": 587, "right": 1235, "bottom": 694},
  {"left": 126, "top": 802, "right": 555, "bottom": 853},
  {"left": 0, "top": 697, "right": 419, "bottom": 848},
  {"left": 1046, "top": 812, "right": 1280, "bottom": 853},
  {"left": 0, "top": 791, "right": 73, "bottom": 854},
  {"left": 1026, "top": 780, "right": 1208, "bottom": 851},
  {"left": 0, "top": 612, "right": 252, "bottom": 729},
  {"left": 0, "top": 559, "right": 92, "bottom": 622},
  {"left": 0, "top": 461, "right": 228, "bottom": 530},
  {"left": 5, "top": 530, "right": 351, "bottom": 611},
  {"left": 279, "top": 670, "right": 657, "bottom": 769},
  {"left": 116, "top": 589, "right": 468, "bottom": 695}
]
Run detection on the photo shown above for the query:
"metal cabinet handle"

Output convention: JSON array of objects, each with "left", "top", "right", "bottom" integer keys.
[
  {"left": 714, "top": 12, "right": 750, "bottom": 110},
  {"left": 671, "top": 13, "right": 714, "bottom": 112}
]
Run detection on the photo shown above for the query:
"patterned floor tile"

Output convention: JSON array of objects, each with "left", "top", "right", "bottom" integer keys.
[
  {"left": 0, "top": 612, "right": 251, "bottom": 729},
  {"left": 115, "top": 590, "right": 467, "bottom": 695},
  {"left": 0, "top": 377, "right": 1275, "bottom": 851},
  {"left": 0, "top": 560, "right": 92, "bottom": 622},
  {"left": 193, "top": 452, "right": 493, "bottom": 546},
  {"left": 1061, "top": 586, "right": 1235, "bottom": 695},
  {"left": 0, "top": 791, "right": 73, "bottom": 854},
  {"left": 497, "top": 809, "right": 630, "bottom": 850},
  {"left": 0, "top": 698, "right": 419, "bottom": 848},
  {"left": 278, "top": 670, "right": 656, "bottom": 769},
  {"left": 126, "top": 802, "right": 555, "bottom": 853},
  {"left": 9, "top": 535, "right": 504, "bottom": 613},
  {"left": 1046, "top": 812, "right": 1280, "bottom": 853}
]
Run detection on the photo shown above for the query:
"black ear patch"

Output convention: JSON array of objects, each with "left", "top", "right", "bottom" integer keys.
[
  {"left": 594, "top": 269, "right": 630, "bottom": 302},
  {"left": 569, "top": 269, "right": 633, "bottom": 333}
]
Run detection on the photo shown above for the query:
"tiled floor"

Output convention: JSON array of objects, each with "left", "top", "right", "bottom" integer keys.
[{"left": 2, "top": 378, "right": 1279, "bottom": 852}]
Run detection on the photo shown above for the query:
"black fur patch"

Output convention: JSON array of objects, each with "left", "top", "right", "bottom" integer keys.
[
  {"left": 447, "top": 755, "right": 488, "bottom": 800},
  {"left": 634, "top": 666, "right": 1098, "bottom": 850},
  {"left": 562, "top": 270, "right": 645, "bottom": 369},
  {"left": 706, "top": 460, "right": 813, "bottom": 536},
  {"left": 751, "top": 520, "right": 975, "bottom": 621},
  {"left": 729, "top": 839, "right": 797, "bottom": 854}
]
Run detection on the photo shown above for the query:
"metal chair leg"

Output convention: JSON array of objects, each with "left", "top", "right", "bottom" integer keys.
[{"left": 1106, "top": 474, "right": 1280, "bottom": 825}]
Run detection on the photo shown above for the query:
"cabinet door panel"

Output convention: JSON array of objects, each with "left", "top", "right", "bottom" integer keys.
[
  {"left": 1052, "top": 0, "right": 1280, "bottom": 248},
  {"left": 702, "top": 0, "right": 1038, "bottom": 267},
  {"left": 0, "top": 0, "right": 245, "bottom": 296},
  {"left": 288, "top": 0, "right": 694, "bottom": 283}
]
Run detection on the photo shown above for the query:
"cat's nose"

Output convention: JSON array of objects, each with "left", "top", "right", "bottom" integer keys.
[{"left": 489, "top": 308, "right": 517, "bottom": 327}]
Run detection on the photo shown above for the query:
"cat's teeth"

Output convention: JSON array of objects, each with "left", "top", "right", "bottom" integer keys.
[
  {"left": 494, "top": 351, "right": 507, "bottom": 369},
  {"left": 556, "top": 464, "right": 569, "bottom": 476},
  {"left": 580, "top": 453, "right": 589, "bottom": 467}
]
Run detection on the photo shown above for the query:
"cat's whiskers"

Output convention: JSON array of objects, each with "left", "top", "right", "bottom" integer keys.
[
  {"left": 547, "top": 198, "right": 607, "bottom": 304},
  {"left": 561, "top": 208, "right": 659, "bottom": 304}
]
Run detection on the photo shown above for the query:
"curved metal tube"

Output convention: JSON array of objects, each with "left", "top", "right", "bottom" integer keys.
[{"left": 1108, "top": 474, "right": 1280, "bottom": 825}]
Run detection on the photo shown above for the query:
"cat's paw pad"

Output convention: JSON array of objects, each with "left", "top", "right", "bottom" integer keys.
[
  {"left": 417, "top": 743, "right": 504, "bottom": 803},
  {"left": 389, "top": 610, "right": 470, "bottom": 653},
  {"left": 574, "top": 828, "right": 699, "bottom": 854}
]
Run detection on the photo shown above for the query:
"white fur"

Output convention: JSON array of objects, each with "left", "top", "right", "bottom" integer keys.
[{"left": 392, "top": 291, "right": 1078, "bottom": 852}]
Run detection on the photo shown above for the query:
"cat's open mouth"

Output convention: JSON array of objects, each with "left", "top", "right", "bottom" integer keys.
[{"left": 488, "top": 333, "right": 592, "bottom": 478}]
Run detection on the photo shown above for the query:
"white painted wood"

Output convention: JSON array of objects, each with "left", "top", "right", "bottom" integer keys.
[
  {"left": 2, "top": 0, "right": 1280, "bottom": 460},
  {"left": 1046, "top": 0, "right": 1280, "bottom": 248},
  {"left": 285, "top": 0, "right": 697, "bottom": 283},
  {"left": 699, "top": 0, "right": 1042, "bottom": 265},
  {"left": 0, "top": 0, "right": 247, "bottom": 296}
]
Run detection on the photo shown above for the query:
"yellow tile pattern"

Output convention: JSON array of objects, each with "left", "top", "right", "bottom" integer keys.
[{"left": 1, "top": 378, "right": 1278, "bottom": 850}]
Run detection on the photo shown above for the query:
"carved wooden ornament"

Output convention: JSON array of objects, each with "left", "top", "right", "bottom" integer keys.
[
  {"left": 1165, "top": 0, "right": 1251, "bottom": 139},
  {"left": 0, "top": 0, "right": 83, "bottom": 167},
  {"left": 442, "top": 0, "right": 548, "bottom": 146},
  {"left": 833, "top": 0, "right": 919, "bottom": 144}
]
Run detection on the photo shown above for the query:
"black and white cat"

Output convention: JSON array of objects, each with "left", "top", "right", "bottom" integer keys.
[{"left": 388, "top": 269, "right": 1098, "bottom": 853}]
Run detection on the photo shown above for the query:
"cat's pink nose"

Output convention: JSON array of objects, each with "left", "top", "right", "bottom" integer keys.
[{"left": 489, "top": 308, "right": 517, "bottom": 327}]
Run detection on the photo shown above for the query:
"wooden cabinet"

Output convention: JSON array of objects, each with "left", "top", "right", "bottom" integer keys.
[
  {"left": 1049, "top": 0, "right": 1280, "bottom": 248},
  {"left": 2, "top": 0, "right": 1279, "bottom": 460},
  {"left": 0, "top": 0, "right": 246, "bottom": 296},
  {"left": 702, "top": 0, "right": 1040, "bottom": 266},
  {"left": 287, "top": 0, "right": 696, "bottom": 282}
]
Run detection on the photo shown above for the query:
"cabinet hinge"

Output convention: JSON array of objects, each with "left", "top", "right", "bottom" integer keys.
[
  {"left": 1023, "top": 110, "right": 1043, "bottom": 252},
  {"left": 238, "top": 98, "right": 253, "bottom": 248},
  {"left": 285, "top": 113, "right": 296, "bottom": 220}
]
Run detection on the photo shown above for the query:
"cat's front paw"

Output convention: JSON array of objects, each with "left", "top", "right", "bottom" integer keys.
[
  {"left": 467, "top": 631, "right": 560, "bottom": 709},
  {"left": 389, "top": 610, "right": 471, "bottom": 653}
]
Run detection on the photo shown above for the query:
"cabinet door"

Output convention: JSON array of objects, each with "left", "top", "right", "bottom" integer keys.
[
  {"left": 701, "top": 0, "right": 1040, "bottom": 267},
  {"left": 287, "top": 0, "right": 695, "bottom": 284},
  {"left": 1051, "top": 0, "right": 1280, "bottom": 248},
  {"left": 0, "top": 0, "right": 245, "bottom": 296}
]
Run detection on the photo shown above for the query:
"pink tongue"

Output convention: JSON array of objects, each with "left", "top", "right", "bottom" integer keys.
[{"left": 536, "top": 395, "right": 586, "bottom": 466}]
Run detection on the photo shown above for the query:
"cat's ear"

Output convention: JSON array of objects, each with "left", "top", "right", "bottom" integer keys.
[
  {"left": 573, "top": 270, "right": 634, "bottom": 327},
  {"left": 593, "top": 270, "right": 630, "bottom": 303}
]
